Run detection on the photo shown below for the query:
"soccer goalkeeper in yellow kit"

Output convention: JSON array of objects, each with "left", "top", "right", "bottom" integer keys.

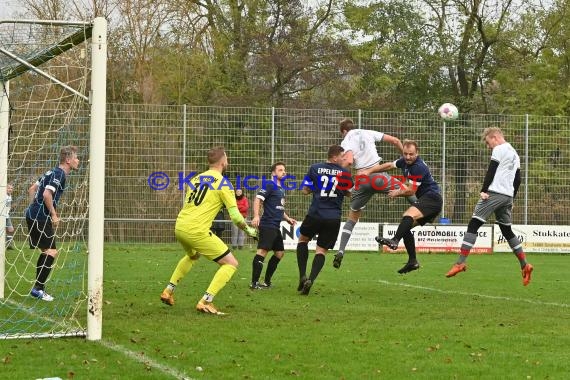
[{"left": 160, "top": 146, "right": 257, "bottom": 315}]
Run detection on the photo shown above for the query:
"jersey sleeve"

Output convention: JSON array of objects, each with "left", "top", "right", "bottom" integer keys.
[
  {"left": 45, "top": 170, "right": 65, "bottom": 194},
  {"left": 395, "top": 157, "right": 406, "bottom": 169},
  {"left": 480, "top": 160, "right": 499, "bottom": 193},
  {"left": 300, "top": 166, "right": 315, "bottom": 191},
  {"left": 370, "top": 130, "right": 384, "bottom": 142},
  {"left": 490, "top": 145, "right": 502, "bottom": 163},
  {"left": 341, "top": 134, "right": 358, "bottom": 153},
  {"left": 256, "top": 182, "right": 272, "bottom": 201}
]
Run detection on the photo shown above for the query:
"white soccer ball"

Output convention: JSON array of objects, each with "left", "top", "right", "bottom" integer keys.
[{"left": 438, "top": 103, "right": 459, "bottom": 121}]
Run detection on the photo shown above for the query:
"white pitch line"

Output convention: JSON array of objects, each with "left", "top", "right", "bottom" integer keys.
[
  {"left": 98, "top": 339, "right": 194, "bottom": 380},
  {"left": 376, "top": 279, "right": 570, "bottom": 308},
  {"left": 3, "top": 299, "right": 193, "bottom": 379}
]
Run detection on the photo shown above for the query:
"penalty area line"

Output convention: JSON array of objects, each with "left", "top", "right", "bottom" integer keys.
[
  {"left": 98, "top": 339, "right": 195, "bottom": 380},
  {"left": 376, "top": 279, "right": 570, "bottom": 309},
  {"left": 4, "top": 299, "right": 193, "bottom": 379}
]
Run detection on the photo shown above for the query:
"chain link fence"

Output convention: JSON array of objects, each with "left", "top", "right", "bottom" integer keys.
[{"left": 103, "top": 105, "right": 569, "bottom": 243}]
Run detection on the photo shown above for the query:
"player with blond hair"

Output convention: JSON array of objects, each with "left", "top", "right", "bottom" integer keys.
[{"left": 446, "top": 127, "right": 533, "bottom": 286}]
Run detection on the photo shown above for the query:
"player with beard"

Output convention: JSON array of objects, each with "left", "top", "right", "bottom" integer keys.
[
  {"left": 160, "top": 146, "right": 257, "bottom": 315},
  {"left": 250, "top": 162, "right": 297, "bottom": 289}
]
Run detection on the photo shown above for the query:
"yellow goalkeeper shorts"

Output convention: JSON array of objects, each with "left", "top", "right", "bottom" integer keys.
[{"left": 175, "top": 228, "right": 230, "bottom": 262}]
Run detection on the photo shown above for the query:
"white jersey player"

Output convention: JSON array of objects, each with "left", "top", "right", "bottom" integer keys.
[
  {"left": 446, "top": 127, "right": 533, "bottom": 286},
  {"left": 333, "top": 118, "right": 415, "bottom": 268}
]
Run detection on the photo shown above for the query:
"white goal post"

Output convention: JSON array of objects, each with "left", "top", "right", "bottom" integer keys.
[
  {"left": 0, "top": 17, "right": 106, "bottom": 341},
  {"left": 87, "top": 17, "right": 107, "bottom": 342}
]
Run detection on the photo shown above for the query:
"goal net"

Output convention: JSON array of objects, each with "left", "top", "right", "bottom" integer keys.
[{"left": 0, "top": 18, "right": 106, "bottom": 340}]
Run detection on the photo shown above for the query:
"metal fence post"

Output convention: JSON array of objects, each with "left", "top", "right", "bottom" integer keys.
[
  {"left": 524, "top": 114, "right": 529, "bottom": 225},
  {"left": 441, "top": 120, "right": 447, "bottom": 219},
  {"left": 271, "top": 106, "right": 275, "bottom": 163},
  {"left": 182, "top": 104, "right": 187, "bottom": 206}
]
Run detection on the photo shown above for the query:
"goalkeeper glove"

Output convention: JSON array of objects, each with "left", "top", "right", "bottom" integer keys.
[{"left": 245, "top": 226, "right": 258, "bottom": 241}]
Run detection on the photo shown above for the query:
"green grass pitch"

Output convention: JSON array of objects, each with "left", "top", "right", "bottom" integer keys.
[{"left": 2, "top": 243, "right": 570, "bottom": 379}]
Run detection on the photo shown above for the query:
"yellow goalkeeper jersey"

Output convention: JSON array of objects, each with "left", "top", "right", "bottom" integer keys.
[{"left": 176, "top": 169, "right": 237, "bottom": 233}]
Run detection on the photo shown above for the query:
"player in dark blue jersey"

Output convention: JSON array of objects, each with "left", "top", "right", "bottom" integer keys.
[
  {"left": 250, "top": 162, "right": 297, "bottom": 289},
  {"left": 296, "top": 145, "right": 352, "bottom": 295},
  {"left": 374, "top": 140, "right": 443, "bottom": 274},
  {"left": 25, "top": 146, "right": 80, "bottom": 301}
]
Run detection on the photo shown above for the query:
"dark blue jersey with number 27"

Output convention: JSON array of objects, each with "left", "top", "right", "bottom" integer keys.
[{"left": 302, "top": 162, "right": 352, "bottom": 220}]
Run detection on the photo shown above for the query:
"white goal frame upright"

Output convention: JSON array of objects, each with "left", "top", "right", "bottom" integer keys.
[{"left": 0, "top": 17, "right": 106, "bottom": 341}]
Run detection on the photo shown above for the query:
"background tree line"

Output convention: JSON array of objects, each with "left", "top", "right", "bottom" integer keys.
[
  {"left": 11, "top": 0, "right": 570, "bottom": 115},
  {"left": 5, "top": 0, "right": 569, "bottom": 237}
]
